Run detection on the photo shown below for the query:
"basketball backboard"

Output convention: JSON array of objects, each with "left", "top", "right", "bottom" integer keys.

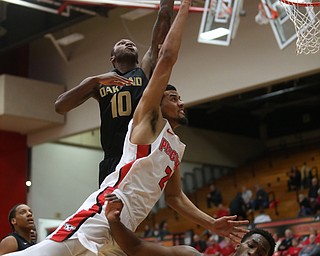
[
  {"left": 262, "top": 0, "right": 297, "bottom": 49},
  {"left": 198, "top": 0, "right": 244, "bottom": 46}
]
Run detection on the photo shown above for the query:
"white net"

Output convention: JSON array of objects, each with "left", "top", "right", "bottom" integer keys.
[{"left": 280, "top": 0, "right": 320, "bottom": 54}]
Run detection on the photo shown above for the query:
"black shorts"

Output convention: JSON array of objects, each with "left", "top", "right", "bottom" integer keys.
[{"left": 98, "top": 156, "right": 122, "bottom": 186}]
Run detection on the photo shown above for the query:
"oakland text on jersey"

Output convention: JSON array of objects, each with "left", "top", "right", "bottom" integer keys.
[{"left": 159, "top": 137, "right": 180, "bottom": 170}]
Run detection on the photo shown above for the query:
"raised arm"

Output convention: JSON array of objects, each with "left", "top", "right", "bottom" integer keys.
[
  {"left": 55, "top": 72, "right": 132, "bottom": 114},
  {"left": 164, "top": 168, "right": 249, "bottom": 244},
  {"left": 132, "top": 0, "right": 191, "bottom": 143},
  {"left": 140, "top": 0, "right": 174, "bottom": 79},
  {"left": 105, "top": 194, "right": 201, "bottom": 256}
]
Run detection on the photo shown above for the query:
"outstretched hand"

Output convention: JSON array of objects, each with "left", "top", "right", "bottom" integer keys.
[
  {"left": 211, "top": 215, "right": 249, "bottom": 244},
  {"left": 98, "top": 72, "right": 133, "bottom": 86},
  {"left": 105, "top": 194, "right": 123, "bottom": 223}
]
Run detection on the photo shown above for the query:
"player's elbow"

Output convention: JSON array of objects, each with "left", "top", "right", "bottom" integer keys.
[
  {"left": 125, "top": 242, "right": 146, "bottom": 256},
  {"left": 55, "top": 99, "right": 67, "bottom": 114}
]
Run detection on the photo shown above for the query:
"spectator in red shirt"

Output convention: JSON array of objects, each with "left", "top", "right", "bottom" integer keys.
[
  {"left": 219, "top": 237, "right": 235, "bottom": 256},
  {"left": 214, "top": 204, "right": 230, "bottom": 219},
  {"left": 299, "top": 234, "right": 320, "bottom": 256},
  {"left": 286, "top": 238, "right": 302, "bottom": 256},
  {"left": 204, "top": 235, "right": 222, "bottom": 256},
  {"left": 301, "top": 228, "right": 320, "bottom": 246}
]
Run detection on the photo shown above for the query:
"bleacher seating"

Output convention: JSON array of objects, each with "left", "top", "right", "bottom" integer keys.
[{"left": 137, "top": 144, "right": 320, "bottom": 235}]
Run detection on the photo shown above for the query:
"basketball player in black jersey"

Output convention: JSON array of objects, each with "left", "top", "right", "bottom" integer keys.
[
  {"left": 55, "top": 0, "right": 175, "bottom": 187},
  {"left": 0, "top": 204, "right": 36, "bottom": 254}
]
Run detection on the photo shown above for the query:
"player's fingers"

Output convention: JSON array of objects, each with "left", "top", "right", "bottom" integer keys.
[
  {"left": 114, "top": 75, "right": 133, "bottom": 84},
  {"left": 228, "top": 233, "right": 241, "bottom": 244},
  {"left": 232, "top": 226, "right": 249, "bottom": 234},
  {"left": 105, "top": 193, "right": 116, "bottom": 199},
  {"left": 230, "top": 231, "right": 243, "bottom": 239},
  {"left": 113, "top": 80, "right": 129, "bottom": 86},
  {"left": 223, "top": 215, "right": 238, "bottom": 220},
  {"left": 228, "top": 219, "right": 249, "bottom": 225},
  {"left": 100, "top": 76, "right": 132, "bottom": 86},
  {"left": 105, "top": 194, "right": 120, "bottom": 203}
]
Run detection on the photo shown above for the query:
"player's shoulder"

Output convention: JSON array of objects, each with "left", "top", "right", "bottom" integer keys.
[{"left": 0, "top": 235, "right": 18, "bottom": 251}]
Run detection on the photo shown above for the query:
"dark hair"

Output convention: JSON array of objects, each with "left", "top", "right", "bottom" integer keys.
[
  {"left": 166, "top": 84, "right": 176, "bottom": 91},
  {"left": 8, "top": 204, "right": 23, "bottom": 231},
  {"left": 242, "top": 228, "right": 275, "bottom": 256}
]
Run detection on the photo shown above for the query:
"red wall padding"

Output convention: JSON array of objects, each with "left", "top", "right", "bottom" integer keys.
[{"left": 0, "top": 130, "right": 27, "bottom": 239}]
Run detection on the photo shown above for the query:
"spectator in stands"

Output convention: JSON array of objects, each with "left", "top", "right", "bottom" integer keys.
[
  {"left": 219, "top": 237, "right": 235, "bottom": 256},
  {"left": 201, "top": 226, "right": 221, "bottom": 244},
  {"left": 206, "top": 184, "right": 223, "bottom": 208},
  {"left": 301, "top": 162, "right": 312, "bottom": 189},
  {"left": 278, "top": 229, "right": 294, "bottom": 253},
  {"left": 287, "top": 165, "right": 302, "bottom": 191},
  {"left": 158, "top": 220, "right": 171, "bottom": 241},
  {"left": 300, "top": 228, "right": 320, "bottom": 246},
  {"left": 308, "top": 177, "right": 319, "bottom": 213},
  {"left": 253, "top": 184, "right": 269, "bottom": 210},
  {"left": 153, "top": 222, "right": 160, "bottom": 239},
  {"left": 241, "top": 185, "right": 253, "bottom": 211},
  {"left": 253, "top": 209, "right": 272, "bottom": 224},
  {"left": 297, "top": 193, "right": 313, "bottom": 217},
  {"left": 203, "top": 235, "right": 221, "bottom": 256},
  {"left": 0, "top": 204, "right": 36, "bottom": 254},
  {"left": 229, "top": 192, "right": 248, "bottom": 220},
  {"left": 214, "top": 203, "right": 230, "bottom": 219},
  {"left": 142, "top": 224, "right": 154, "bottom": 238},
  {"left": 286, "top": 237, "right": 302, "bottom": 256},
  {"left": 299, "top": 233, "right": 320, "bottom": 256},
  {"left": 191, "top": 234, "right": 207, "bottom": 253}
]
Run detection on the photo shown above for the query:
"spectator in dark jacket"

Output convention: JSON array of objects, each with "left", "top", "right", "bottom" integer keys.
[
  {"left": 229, "top": 192, "right": 247, "bottom": 220},
  {"left": 206, "top": 184, "right": 223, "bottom": 208},
  {"left": 298, "top": 193, "right": 313, "bottom": 217},
  {"left": 253, "top": 184, "right": 269, "bottom": 210},
  {"left": 308, "top": 177, "right": 319, "bottom": 213},
  {"left": 191, "top": 234, "right": 207, "bottom": 253},
  {"left": 278, "top": 229, "right": 294, "bottom": 252}
]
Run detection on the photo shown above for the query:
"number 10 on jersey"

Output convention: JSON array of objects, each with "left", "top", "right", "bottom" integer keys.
[{"left": 111, "top": 91, "right": 132, "bottom": 118}]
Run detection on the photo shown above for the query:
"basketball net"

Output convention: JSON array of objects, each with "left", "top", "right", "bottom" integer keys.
[{"left": 279, "top": 0, "right": 320, "bottom": 54}]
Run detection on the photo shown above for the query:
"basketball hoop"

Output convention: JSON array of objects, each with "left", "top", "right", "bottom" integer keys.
[{"left": 279, "top": 0, "right": 320, "bottom": 54}]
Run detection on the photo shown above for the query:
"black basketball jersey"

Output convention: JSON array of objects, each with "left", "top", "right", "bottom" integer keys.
[
  {"left": 98, "top": 67, "right": 148, "bottom": 173},
  {"left": 7, "top": 232, "right": 35, "bottom": 251}
]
